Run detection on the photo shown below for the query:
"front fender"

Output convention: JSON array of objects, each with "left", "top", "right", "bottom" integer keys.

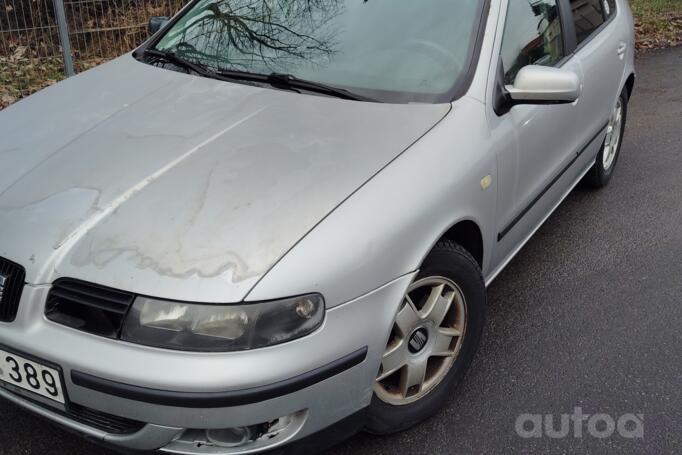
[{"left": 247, "top": 97, "right": 497, "bottom": 307}]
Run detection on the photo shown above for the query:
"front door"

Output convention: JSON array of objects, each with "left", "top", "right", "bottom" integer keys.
[{"left": 491, "top": 0, "right": 584, "bottom": 266}]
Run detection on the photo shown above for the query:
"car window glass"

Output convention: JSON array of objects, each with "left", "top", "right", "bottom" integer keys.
[
  {"left": 570, "top": 0, "right": 607, "bottom": 44},
  {"left": 152, "top": 0, "right": 483, "bottom": 103},
  {"left": 500, "top": 0, "right": 565, "bottom": 85}
]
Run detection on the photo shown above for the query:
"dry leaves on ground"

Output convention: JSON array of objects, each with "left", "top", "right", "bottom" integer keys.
[{"left": 635, "top": 13, "right": 682, "bottom": 50}]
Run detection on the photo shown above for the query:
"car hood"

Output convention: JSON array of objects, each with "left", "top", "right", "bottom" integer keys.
[{"left": 0, "top": 55, "right": 449, "bottom": 303}]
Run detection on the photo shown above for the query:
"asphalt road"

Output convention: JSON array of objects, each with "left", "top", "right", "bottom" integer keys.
[{"left": 1, "top": 47, "right": 680, "bottom": 455}]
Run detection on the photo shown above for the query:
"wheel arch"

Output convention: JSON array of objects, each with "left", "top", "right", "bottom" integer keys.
[
  {"left": 624, "top": 73, "right": 635, "bottom": 99},
  {"left": 438, "top": 219, "right": 484, "bottom": 268}
]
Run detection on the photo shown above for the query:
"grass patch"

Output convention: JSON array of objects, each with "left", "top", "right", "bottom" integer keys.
[
  {"left": 631, "top": 0, "right": 682, "bottom": 14},
  {"left": 0, "top": 55, "right": 105, "bottom": 110},
  {"left": 631, "top": 0, "right": 682, "bottom": 49},
  {"left": 0, "top": 57, "right": 65, "bottom": 110}
]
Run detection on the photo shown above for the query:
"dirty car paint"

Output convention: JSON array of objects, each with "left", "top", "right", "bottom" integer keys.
[{"left": 0, "top": 55, "right": 449, "bottom": 303}]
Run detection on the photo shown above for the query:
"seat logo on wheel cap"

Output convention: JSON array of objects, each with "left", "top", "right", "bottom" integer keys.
[{"left": 408, "top": 328, "right": 429, "bottom": 353}]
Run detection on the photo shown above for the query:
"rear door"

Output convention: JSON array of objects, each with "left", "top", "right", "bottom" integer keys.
[{"left": 567, "top": 0, "right": 628, "bottom": 155}]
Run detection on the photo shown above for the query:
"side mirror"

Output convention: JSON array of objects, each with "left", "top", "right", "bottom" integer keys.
[
  {"left": 148, "top": 16, "right": 169, "bottom": 36},
  {"left": 505, "top": 65, "right": 582, "bottom": 105}
]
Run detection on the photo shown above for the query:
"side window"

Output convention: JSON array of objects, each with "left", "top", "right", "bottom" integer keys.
[
  {"left": 500, "top": 0, "right": 565, "bottom": 85},
  {"left": 570, "top": 0, "right": 606, "bottom": 44}
]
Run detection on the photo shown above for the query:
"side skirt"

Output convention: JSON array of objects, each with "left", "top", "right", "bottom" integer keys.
[{"left": 484, "top": 158, "right": 596, "bottom": 287}]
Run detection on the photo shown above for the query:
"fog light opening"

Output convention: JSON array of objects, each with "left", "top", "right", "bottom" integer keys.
[
  {"left": 204, "top": 413, "right": 295, "bottom": 448},
  {"left": 167, "top": 410, "right": 308, "bottom": 453},
  {"left": 206, "top": 426, "right": 253, "bottom": 448}
]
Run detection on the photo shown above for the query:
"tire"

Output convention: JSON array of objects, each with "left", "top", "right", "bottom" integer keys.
[
  {"left": 365, "top": 240, "right": 486, "bottom": 435},
  {"left": 585, "top": 88, "right": 628, "bottom": 188}
]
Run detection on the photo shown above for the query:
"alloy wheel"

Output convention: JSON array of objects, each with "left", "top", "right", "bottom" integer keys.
[
  {"left": 602, "top": 98, "right": 624, "bottom": 170},
  {"left": 375, "top": 277, "right": 467, "bottom": 406}
]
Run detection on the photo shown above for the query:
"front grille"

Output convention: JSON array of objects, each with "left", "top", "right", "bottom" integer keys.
[
  {"left": 45, "top": 279, "right": 135, "bottom": 338},
  {"left": 67, "top": 402, "right": 145, "bottom": 434},
  {"left": 0, "top": 257, "right": 26, "bottom": 322}
]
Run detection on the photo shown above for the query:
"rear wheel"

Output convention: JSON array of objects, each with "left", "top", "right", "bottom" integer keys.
[
  {"left": 365, "top": 241, "right": 486, "bottom": 434},
  {"left": 586, "top": 89, "right": 628, "bottom": 188}
]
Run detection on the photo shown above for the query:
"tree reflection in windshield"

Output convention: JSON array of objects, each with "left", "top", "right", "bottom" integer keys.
[
  {"left": 156, "top": 0, "right": 342, "bottom": 73},
  {"left": 151, "top": 0, "right": 484, "bottom": 103}
]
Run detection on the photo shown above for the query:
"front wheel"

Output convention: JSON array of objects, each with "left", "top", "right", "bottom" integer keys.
[
  {"left": 365, "top": 240, "right": 486, "bottom": 435},
  {"left": 585, "top": 89, "right": 628, "bottom": 188}
]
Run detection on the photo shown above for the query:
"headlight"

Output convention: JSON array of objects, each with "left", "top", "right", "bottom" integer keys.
[{"left": 121, "top": 294, "right": 324, "bottom": 351}]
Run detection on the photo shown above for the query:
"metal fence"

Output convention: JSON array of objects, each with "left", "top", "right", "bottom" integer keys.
[{"left": 1, "top": 0, "right": 186, "bottom": 109}]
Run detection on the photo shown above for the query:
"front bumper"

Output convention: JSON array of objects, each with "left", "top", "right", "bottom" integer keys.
[{"left": 0, "top": 273, "right": 413, "bottom": 453}]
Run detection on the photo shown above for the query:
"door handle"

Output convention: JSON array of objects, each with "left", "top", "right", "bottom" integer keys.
[{"left": 617, "top": 42, "right": 627, "bottom": 56}]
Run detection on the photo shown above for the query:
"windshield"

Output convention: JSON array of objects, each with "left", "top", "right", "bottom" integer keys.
[{"left": 151, "top": 0, "right": 484, "bottom": 103}]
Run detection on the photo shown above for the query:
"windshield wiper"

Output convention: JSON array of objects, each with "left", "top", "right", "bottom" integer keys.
[
  {"left": 143, "top": 49, "right": 212, "bottom": 77},
  {"left": 267, "top": 73, "right": 376, "bottom": 102},
  {"left": 143, "top": 50, "right": 375, "bottom": 102},
  {"left": 214, "top": 70, "right": 375, "bottom": 102},
  {"left": 144, "top": 49, "right": 269, "bottom": 89}
]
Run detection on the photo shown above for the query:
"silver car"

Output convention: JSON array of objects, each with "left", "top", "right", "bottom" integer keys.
[{"left": 0, "top": 0, "right": 634, "bottom": 453}]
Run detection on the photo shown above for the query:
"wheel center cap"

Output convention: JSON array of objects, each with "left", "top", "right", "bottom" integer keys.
[{"left": 408, "top": 328, "right": 429, "bottom": 354}]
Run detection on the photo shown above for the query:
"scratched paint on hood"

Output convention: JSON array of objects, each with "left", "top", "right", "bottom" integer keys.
[{"left": 0, "top": 55, "right": 449, "bottom": 303}]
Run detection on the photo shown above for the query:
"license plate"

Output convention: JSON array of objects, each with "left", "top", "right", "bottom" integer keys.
[{"left": 0, "top": 349, "right": 65, "bottom": 404}]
